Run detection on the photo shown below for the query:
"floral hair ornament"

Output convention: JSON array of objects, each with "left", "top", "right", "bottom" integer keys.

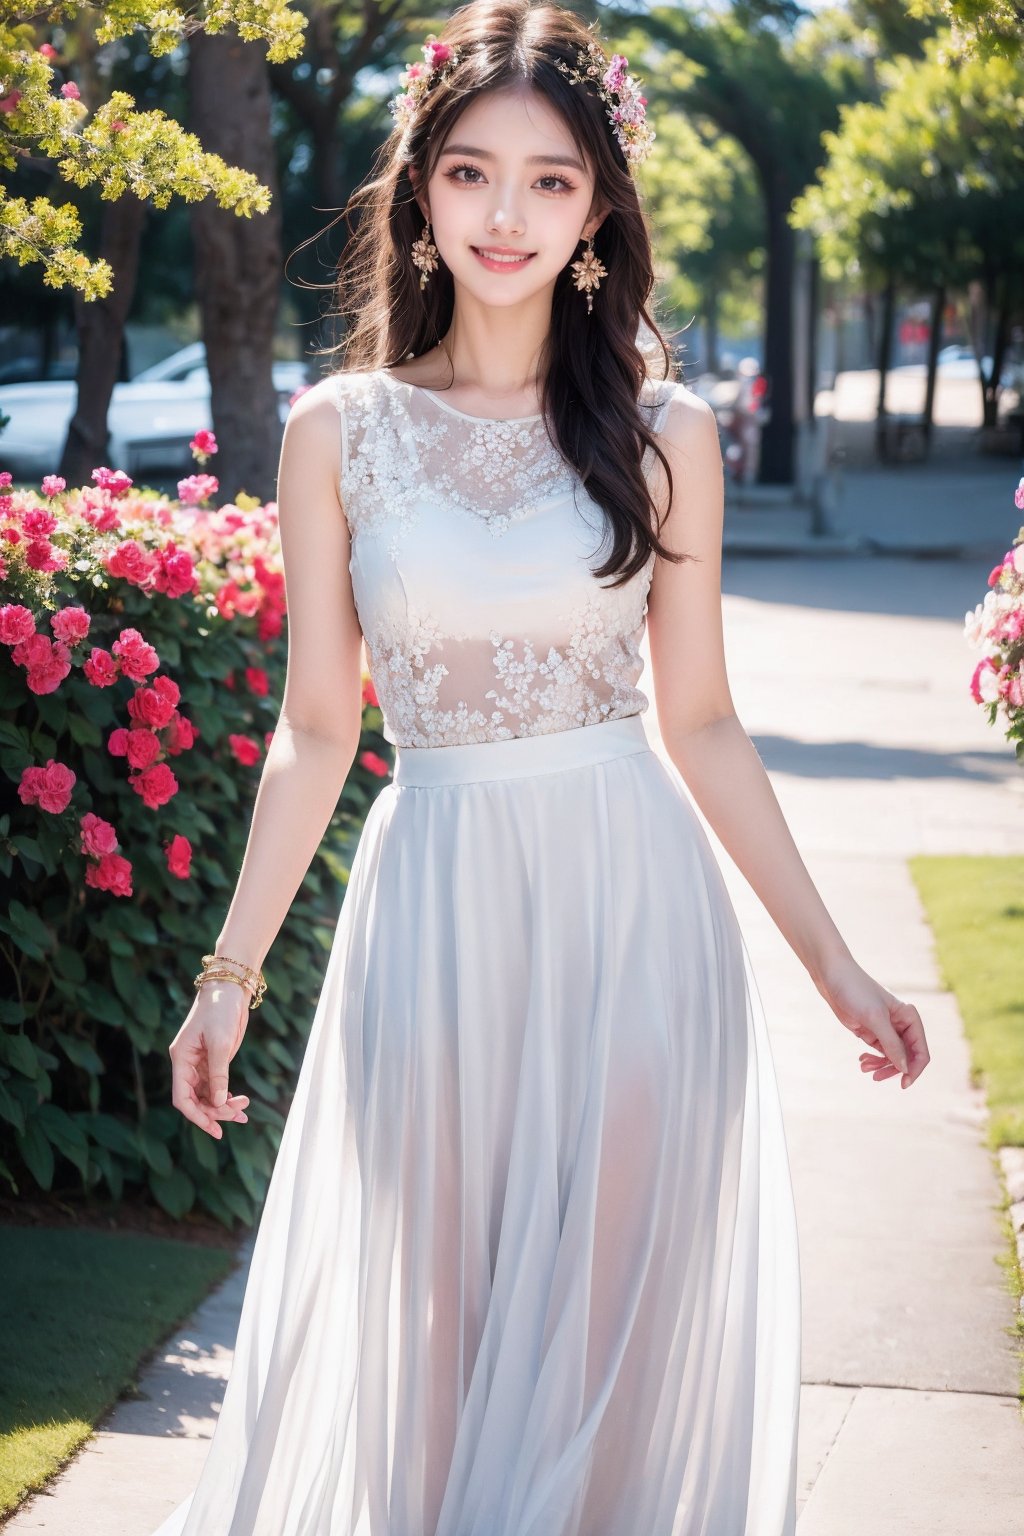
[
  {"left": 554, "top": 41, "right": 655, "bottom": 169},
  {"left": 388, "top": 33, "right": 464, "bottom": 157}
]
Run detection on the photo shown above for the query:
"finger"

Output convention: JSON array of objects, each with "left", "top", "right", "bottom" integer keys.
[
  {"left": 171, "top": 1079, "right": 222, "bottom": 1138},
  {"left": 205, "top": 1049, "right": 232, "bottom": 1109}
]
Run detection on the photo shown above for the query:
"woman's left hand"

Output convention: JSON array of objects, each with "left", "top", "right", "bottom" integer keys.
[{"left": 814, "top": 953, "right": 931, "bottom": 1089}]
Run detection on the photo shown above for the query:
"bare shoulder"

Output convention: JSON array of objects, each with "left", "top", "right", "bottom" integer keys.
[{"left": 653, "top": 379, "right": 719, "bottom": 455}]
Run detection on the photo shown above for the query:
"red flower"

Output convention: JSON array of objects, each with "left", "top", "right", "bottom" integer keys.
[
  {"left": 0, "top": 604, "right": 36, "bottom": 645},
  {"left": 105, "top": 538, "right": 154, "bottom": 587},
  {"left": 190, "top": 429, "right": 217, "bottom": 456},
  {"left": 165, "top": 834, "right": 192, "bottom": 879},
  {"left": 361, "top": 675, "right": 379, "bottom": 708},
  {"left": 129, "top": 762, "right": 178, "bottom": 808},
  {"left": 19, "top": 758, "right": 76, "bottom": 813},
  {"left": 50, "top": 605, "right": 91, "bottom": 644},
  {"left": 124, "top": 728, "right": 162, "bottom": 770},
  {"left": 164, "top": 711, "right": 197, "bottom": 755},
  {"left": 22, "top": 506, "right": 58, "bottom": 537},
  {"left": 358, "top": 750, "right": 390, "bottom": 778},
  {"left": 79, "top": 811, "right": 119, "bottom": 857},
  {"left": 91, "top": 466, "right": 133, "bottom": 495},
  {"left": 107, "top": 727, "right": 131, "bottom": 757},
  {"left": 245, "top": 665, "right": 269, "bottom": 696},
  {"left": 151, "top": 540, "right": 197, "bottom": 599},
  {"left": 84, "top": 647, "right": 119, "bottom": 687},
  {"left": 12, "top": 632, "right": 71, "bottom": 694},
  {"left": 85, "top": 852, "right": 133, "bottom": 897},
  {"left": 112, "top": 625, "right": 160, "bottom": 681},
  {"left": 127, "top": 675, "right": 180, "bottom": 729},
  {"left": 228, "top": 733, "right": 261, "bottom": 766},
  {"left": 25, "top": 538, "right": 67, "bottom": 572}
]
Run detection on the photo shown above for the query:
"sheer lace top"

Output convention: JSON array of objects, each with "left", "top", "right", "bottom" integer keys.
[{"left": 328, "top": 366, "right": 681, "bottom": 749}]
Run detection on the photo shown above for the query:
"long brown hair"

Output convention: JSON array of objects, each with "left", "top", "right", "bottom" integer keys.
[{"left": 326, "top": 0, "right": 690, "bottom": 586}]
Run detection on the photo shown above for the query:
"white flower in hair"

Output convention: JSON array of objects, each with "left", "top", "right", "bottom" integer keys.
[{"left": 554, "top": 40, "right": 656, "bottom": 168}]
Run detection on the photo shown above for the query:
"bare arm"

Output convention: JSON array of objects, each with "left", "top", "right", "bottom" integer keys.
[
  {"left": 213, "top": 381, "right": 366, "bottom": 975},
  {"left": 169, "top": 378, "right": 366, "bottom": 1134},
  {"left": 645, "top": 389, "right": 928, "bottom": 1087}
]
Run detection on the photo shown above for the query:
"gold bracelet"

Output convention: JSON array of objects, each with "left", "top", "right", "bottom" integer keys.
[
  {"left": 202, "top": 952, "right": 265, "bottom": 988},
  {"left": 197, "top": 954, "right": 267, "bottom": 1008},
  {"left": 194, "top": 968, "right": 266, "bottom": 1009}
]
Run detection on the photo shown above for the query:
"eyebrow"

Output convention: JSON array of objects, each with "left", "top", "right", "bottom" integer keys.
[{"left": 438, "top": 142, "right": 586, "bottom": 174}]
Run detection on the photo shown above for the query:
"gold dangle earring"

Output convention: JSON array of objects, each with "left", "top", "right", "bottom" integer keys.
[
  {"left": 411, "top": 217, "right": 439, "bottom": 289},
  {"left": 570, "top": 231, "right": 608, "bottom": 315}
]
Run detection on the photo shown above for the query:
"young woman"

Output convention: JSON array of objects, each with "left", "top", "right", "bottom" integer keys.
[{"left": 157, "top": 3, "right": 929, "bottom": 1532}]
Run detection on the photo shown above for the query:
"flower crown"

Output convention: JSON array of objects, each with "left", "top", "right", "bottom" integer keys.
[{"left": 387, "top": 34, "right": 655, "bottom": 170}]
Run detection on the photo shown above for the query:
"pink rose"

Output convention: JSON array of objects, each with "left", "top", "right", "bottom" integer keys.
[
  {"left": 40, "top": 474, "right": 66, "bottom": 497},
  {"left": 84, "top": 647, "right": 119, "bottom": 687},
  {"left": 130, "top": 762, "right": 178, "bottom": 808},
  {"left": 165, "top": 834, "right": 192, "bottom": 879},
  {"left": 124, "top": 728, "right": 162, "bottom": 769},
  {"left": 127, "top": 675, "right": 179, "bottom": 729},
  {"left": 50, "top": 605, "right": 91, "bottom": 644},
  {"left": 85, "top": 852, "right": 133, "bottom": 897},
  {"left": 151, "top": 541, "right": 197, "bottom": 599},
  {"left": 19, "top": 758, "right": 76, "bottom": 813},
  {"left": 91, "top": 466, "right": 133, "bottom": 494},
  {"left": 107, "top": 727, "right": 130, "bottom": 756},
  {"left": 245, "top": 665, "right": 269, "bottom": 696},
  {"left": 165, "top": 712, "right": 197, "bottom": 754},
  {"left": 60, "top": 80, "right": 80, "bottom": 100},
  {"left": 358, "top": 750, "right": 390, "bottom": 777},
  {"left": 228, "top": 733, "right": 261, "bottom": 766},
  {"left": 112, "top": 626, "right": 159, "bottom": 681},
  {"left": 0, "top": 603, "right": 36, "bottom": 645},
  {"left": 176, "top": 473, "right": 219, "bottom": 505},
  {"left": 25, "top": 539, "right": 67, "bottom": 572},
  {"left": 22, "top": 506, "right": 58, "bottom": 537},
  {"left": 189, "top": 429, "right": 217, "bottom": 457},
  {"left": 79, "top": 811, "right": 119, "bottom": 857},
  {"left": 13, "top": 632, "right": 72, "bottom": 694},
  {"left": 105, "top": 539, "right": 154, "bottom": 586}
]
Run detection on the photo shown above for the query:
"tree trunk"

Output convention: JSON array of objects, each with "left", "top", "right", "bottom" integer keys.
[
  {"left": 873, "top": 272, "right": 896, "bottom": 460},
  {"left": 982, "top": 275, "right": 1011, "bottom": 430},
  {"left": 59, "top": 194, "right": 147, "bottom": 485},
  {"left": 189, "top": 28, "right": 283, "bottom": 503},
  {"left": 705, "top": 281, "right": 719, "bottom": 374},
  {"left": 921, "top": 282, "right": 945, "bottom": 447},
  {"left": 758, "top": 177, "right": 795, "bottom": 484}
]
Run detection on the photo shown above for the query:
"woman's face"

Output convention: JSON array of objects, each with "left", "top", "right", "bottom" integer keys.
[{"left": 415, "top": 82, "right": 606, "bottom": 308}]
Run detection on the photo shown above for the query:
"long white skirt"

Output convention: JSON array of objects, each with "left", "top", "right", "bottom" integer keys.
[{"left": 149, "top": 714, "right": 801, "bottom": 1536}]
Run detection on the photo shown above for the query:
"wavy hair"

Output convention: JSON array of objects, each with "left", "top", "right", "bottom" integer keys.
[{"left": 325, "top": 0, "right": 690, "bottom": 586}]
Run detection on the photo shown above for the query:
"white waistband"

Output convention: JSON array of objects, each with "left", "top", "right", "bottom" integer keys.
[{"left": 392, "top": 713, "right": 653, "bottom": 787}]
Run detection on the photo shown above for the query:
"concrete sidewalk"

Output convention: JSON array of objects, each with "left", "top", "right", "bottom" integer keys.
[{"left": 7, "top": 541, "right": 1024, "bottom": 1532}]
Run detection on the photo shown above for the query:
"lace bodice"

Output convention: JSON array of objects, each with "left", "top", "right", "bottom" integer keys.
[{"left": 329, "top": 366, "right": 681, "bottom": 749}]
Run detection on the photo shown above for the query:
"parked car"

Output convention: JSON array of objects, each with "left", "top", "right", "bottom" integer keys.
[{"left": 0, "top": 342, "right": 310, "bottom": 481}]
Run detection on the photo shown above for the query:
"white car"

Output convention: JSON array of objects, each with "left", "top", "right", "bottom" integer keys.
[{"left": 0, "top": 342, "right": 310, "bottom": 482}]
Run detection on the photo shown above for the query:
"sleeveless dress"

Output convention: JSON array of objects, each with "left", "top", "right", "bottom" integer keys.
[{"left": 148, "top": 367, "right": 801, "bottom": 1536}]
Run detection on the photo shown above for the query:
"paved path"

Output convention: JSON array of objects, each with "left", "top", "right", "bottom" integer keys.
[{"left": 7, "top": 486, "right": 1024, "bottom": 1532}]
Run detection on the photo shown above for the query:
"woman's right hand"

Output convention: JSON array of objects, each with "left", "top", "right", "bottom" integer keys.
[{"left": 169, "top": 981, "right": 251, "bottom": 1138}]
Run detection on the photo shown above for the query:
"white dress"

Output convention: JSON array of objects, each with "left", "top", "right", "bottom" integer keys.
[{"left": 149, "top": 367, "right": 801, "bottom": 1536}]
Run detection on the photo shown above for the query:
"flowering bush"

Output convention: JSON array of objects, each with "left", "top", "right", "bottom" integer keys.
[
  {"left": 963, "top": 476, "right": 1024, "bottom": 762},
  {"left": 0, "top": 446, "right": 392, "bottom": 1227}
]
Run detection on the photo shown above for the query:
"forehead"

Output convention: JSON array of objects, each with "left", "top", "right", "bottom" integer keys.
[{"left": 439, "top": 82, "right": 589, "bottom": 173}]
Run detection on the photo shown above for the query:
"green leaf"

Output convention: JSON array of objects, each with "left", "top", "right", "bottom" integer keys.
[
  {"left": 81, "top": 983, "right": 129, "bottom": 1029},
  {"left": 91, "top": 1145, "right": 124, "bottom": 1201},
  {"left": 68, "top": 714, "right": 102, "bottom": 748},
  {"left": 16, "top": 1118, "right": 55, "bottom": 1190},
  {"left": 83, "top": 1113, "right": 139, "bottom": 1159},
  {"left": 0, "top": 722, "right": 30, "bottom": 751},
  {"left": 8, "top": 901, "right": 52, "bottom": 951},
  {"left": 0, "top": 1154, "right": 19, "bottom": 1193},
  {"left": 54, "top": 946, "right": 87, "bottom": 985},
  {"left": 149, "top": 1165, "right": 196, "bottom": 1219},
  {"left": 34, "top": 695, "right": 68, "bottom": 735},
  {"left": 218, "top": 1179, "right": 254, "bottom": 1226},
  {"left": 0, "top": 1079, "right": 26, "bottom": 1135},
  {"left": 137, "top": 1124, "right": 173, "bottom": 1177},
  {"left": 54, "top": 1031, "right": 105, "bottom": 1074},
  {"left": 0, "top": 999, "right": 26, "bottom": 1026},
  {"left": 0, "top": 748, "right": 32, "bottom": 783},
  {"left": 1, "top": 1031, "right": 41, "bottom": 1078},
  {"left": 36, "top": 1101, "right": 90, "bottom": 1177}
]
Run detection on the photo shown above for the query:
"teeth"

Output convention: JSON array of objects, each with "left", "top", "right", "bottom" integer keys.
[{"left": 477, "top": 250, "right": 530, "bottom": 263}]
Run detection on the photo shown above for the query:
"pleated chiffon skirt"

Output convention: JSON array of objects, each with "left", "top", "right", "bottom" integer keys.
[{"left": 150, "top": 713, "right": 801, "bottom": 1536}]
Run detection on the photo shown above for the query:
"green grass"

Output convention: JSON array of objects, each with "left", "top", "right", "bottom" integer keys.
[
  {"left": 0, "top": 1224, "right": 237, "bottom": 1516},
  {"left": 908, "top": 855, "right": 1024, "bottom": 1149}
]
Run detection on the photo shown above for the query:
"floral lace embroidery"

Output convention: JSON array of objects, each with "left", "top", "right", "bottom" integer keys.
[{"left": 328, "top": 367, "right": 678, "bottom": 748}]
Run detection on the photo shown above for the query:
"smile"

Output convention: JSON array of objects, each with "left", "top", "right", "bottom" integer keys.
[{"left": 472, "top": 247, "right": 537, "bottom": 270}]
